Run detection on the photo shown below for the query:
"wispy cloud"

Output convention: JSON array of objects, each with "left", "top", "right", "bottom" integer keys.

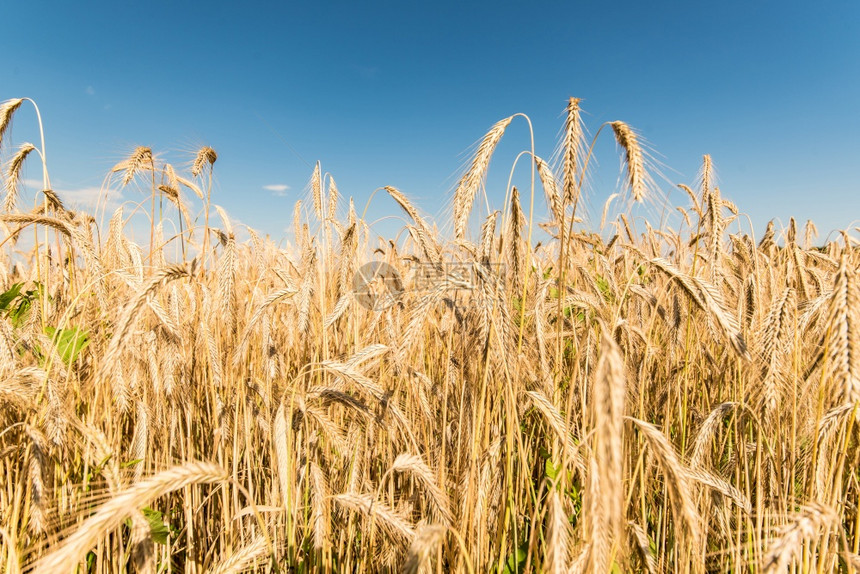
[
  {"left": 86, "top": 86, "right": 95, "bottom": 96},
  {"left": 263, "top": 184, "right": 290, "bottom": 197},
  {"left": 23, "top": 178, "right": 121, "bottom": 213},
  {"left": 63, "top": 186, "right": 113, "bottom": 210}
]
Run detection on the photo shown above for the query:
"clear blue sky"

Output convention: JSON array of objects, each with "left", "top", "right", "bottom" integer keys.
[{"left": 3, "top": 1, "right": 859, "bottom": 242}]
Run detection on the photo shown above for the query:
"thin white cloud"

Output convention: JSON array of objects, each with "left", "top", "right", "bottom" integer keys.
[
  {"left": 263, "top": 184, "right": 290, "bottom": 196},
  {"left": 62, "top": 186, "right": 110, "bottom": 209},
  {"left": 23, "top": 178, "right": 120, "bottom": 213},
  {"left": 86, "top": 86, "right": 95, "bottom": 96}
]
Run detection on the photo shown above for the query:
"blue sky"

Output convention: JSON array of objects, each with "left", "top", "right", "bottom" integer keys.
[{"left": 3, "top": 1, "right": 859, "bottom": 243}]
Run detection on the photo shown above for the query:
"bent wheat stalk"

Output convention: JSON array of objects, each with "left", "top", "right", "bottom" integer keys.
[{"left": 32, "top": 462, "right": 227, "bottom": 574}]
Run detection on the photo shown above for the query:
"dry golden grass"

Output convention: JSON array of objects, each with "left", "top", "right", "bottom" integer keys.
[{"left": 0, "top": 96, "right": 858, "bottom": 573}]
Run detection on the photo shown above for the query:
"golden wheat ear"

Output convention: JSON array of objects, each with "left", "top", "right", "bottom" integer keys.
[
  {"left": 453, "top": 115, "right": 514, "bottom": 239},
  {"left": 191, "top": 145, "right": 217, "bottom": 177},
  {"left": 562, "top": 97, "right": 584, "bottom": 205},
  {"left": 404, "top": 525, "right": 447, "bottom": 574},
  {"left": 112, "top": 146, "right": 153, "bottom": 186},
  {"left": 610, "top": 121, "right": 647, "bottom": 202},
  {"left": 762, "top": 503, "right": 838, "bottom": 573},
  {"left": 4, "top": 142, "right": 37, "bottom": 212},
  {"left": 0, "top": 98, "right": 24, "bottom": 150}
]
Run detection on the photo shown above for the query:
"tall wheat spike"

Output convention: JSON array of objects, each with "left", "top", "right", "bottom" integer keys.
[
  {"left": 4, "top": 142, "right": 37, "bottom": 212},
  {"left": 544, "top": 487, "right": 571, "bottom": 574},
  {"left": 0, "top": 98, "right": 24, "bottom": 149},
  {"left": 535, "top": 155, "right": 564, "bottom": 225},
  {"left": 311, "top": 162, "right": 323, "bottom": 221},
  {"left": 610, "top": 121, "right": 647, "bottom": 202},
  {"left": 562, "top": 97, "right": 584, "bottom": 206},
  {"left": 453, "top": 115, "right": 513, "bottom": 239},
  {"left": 823, "top": 255, "right": 860, "bottom": 403},
  {"left": 593, "top": 331, "right": 626, "bottom": 549}
]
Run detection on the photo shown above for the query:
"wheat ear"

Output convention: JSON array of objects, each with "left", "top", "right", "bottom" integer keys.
[
  {"left": 4, "top": 143, "right": 37, "bottom": 212},
  {"left": 99, "top": 261, "right": 196, "bottom": 388},
  {"left": 562, "top": 97, "right": 584, "bottom": 205},
  {"left": 610, "top": 121, "right": 647, "bottom": 202},
  {"left": 113, "top": 146, "right": 153, "bottom": 186},
  {"left": 404, "top": 524, "right": 447, "bottom": 574},
  {"left": 628, "top": 417, "right": 702, "bottom": 561},
  {"left": 0, "top": 98, "right": 24, "bottom": 149},
  {"left": 191, "top": 146, "right": 217, "bottom": 177},
  {"left": 762, "top": 503, "right": 838, "bottom": 573},
  {"left": 390, "top": 453, "right": 452, "bottom": 525},
  {"left": 689, "top": 402, "right": 737, "bottom": 469},
  {"left": 535, "top": 155, "right": 564, "bottom": 225},
  {"left": 823, "top": 255, "right": 860, "bottom": 403},
  {"left": 333, "top": 493, "right": 415, "bottom": 545},
  {"left": 384, "top": 186, "right": 440, "bottom": 261},
  {"left": 647, "top": 256, "right": 749, "bottom": 360},
  {"left": 209, "top": 536, "right": 269, "bottom": 574},
  {"left": 594, "top": 331, "right": 626, "bottom": 547},
  {"left": 311, "top": 162, "right": 323, "bottom": 220},
  {"left": 453, "top": 115, "right": 514, "bottom": 239},
  {"left": 544, "top": 487, "right": 571, "bottom": 574}
]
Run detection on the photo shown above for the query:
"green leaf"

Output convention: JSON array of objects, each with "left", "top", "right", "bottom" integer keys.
[
  {"left": 596, "top": 274, "right": 611, "bottom": 301},
  {"left": 44, "top": 326, "right": 90, "bottom": 364},
  {"left": 9, "top": 297, "right": 32, "bottom": 328},
  {"left": 503, "top": 546, "right": 527, "bottom": 574},
  {"left": 0, "top": 283, "right": 23, "bottom": 311},
  {"left": 3, "top": 282, "right": 46, "bottom": 328},
  {"left": 545, "top": 459, "right": 560, "bottom": 482},
  {"left": 142, "top": 507, "right": 170, "bottom": 545}
]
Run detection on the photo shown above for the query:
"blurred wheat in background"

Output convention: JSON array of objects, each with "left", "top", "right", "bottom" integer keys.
[{"left": 0, "top": 96, "right": 858, "bottom": 573}]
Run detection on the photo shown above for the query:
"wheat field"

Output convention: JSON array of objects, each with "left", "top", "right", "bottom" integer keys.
[{"left": 0, "top": 96, "right": 858, "bottom": 573}]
